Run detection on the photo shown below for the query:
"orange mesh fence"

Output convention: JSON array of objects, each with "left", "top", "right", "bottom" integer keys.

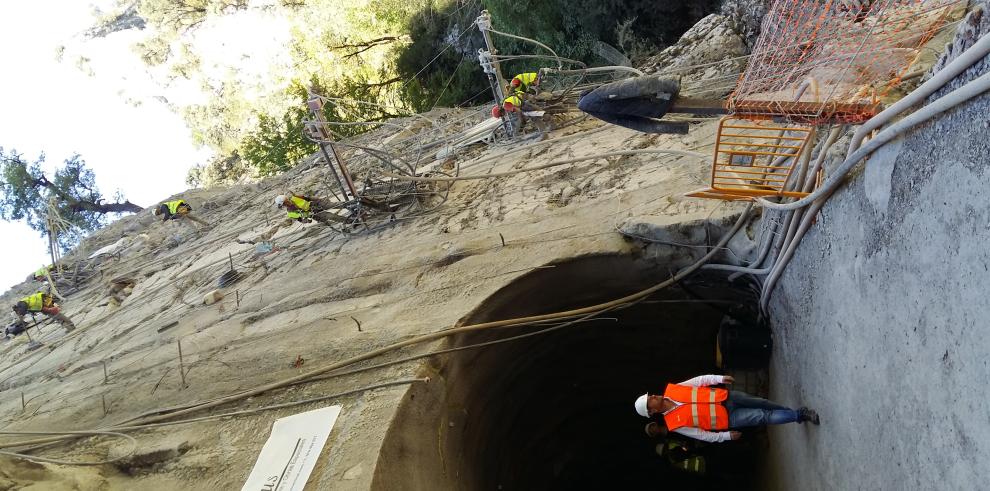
[{"left": 728, "top": 0, "right": 965, "bottom": 124}]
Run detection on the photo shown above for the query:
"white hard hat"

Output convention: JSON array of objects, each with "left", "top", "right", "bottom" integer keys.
[
  {"left": 273, "top": 195, "right": 286, "bottom": 208},
  {"left": 634, "top": 393, "right": 650, "bottom": 418},
  {"left": 151, "top": 208, "right": 159, "bottom": 217}
]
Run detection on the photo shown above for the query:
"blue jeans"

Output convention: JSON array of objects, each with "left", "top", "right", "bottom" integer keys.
[{"left": 725, "top": 391, "right": 799, "bottom": 428}]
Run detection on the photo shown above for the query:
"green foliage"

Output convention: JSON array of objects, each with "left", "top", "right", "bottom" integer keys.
[
  {"left": 0, "top": 149, "right": 141, "bottom": 250},
  {"left": 240, "top": 83, "right": 314, "bottom": 178},
  {"left": 86, "top": 0, "right": 719, "bottom": 187},
  {"left": 186, "top": 153, "right": 252, "bottom": 187},
  {"left": 395, "top": 1, "right": 489, "bottom": 112},
  {"left": 239, "top": 76, "right": 412, "bottom": 178},
  {"left": 396, "top": 0, "right": 720, "bottom": 108}
]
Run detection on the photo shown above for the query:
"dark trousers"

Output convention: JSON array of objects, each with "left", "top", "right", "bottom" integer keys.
[{"left": 577, "top": 76, "right": 688, "bottom": 134}]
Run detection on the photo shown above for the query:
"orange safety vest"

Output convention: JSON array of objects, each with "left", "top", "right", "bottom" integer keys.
[{"left": 662, "top": 384, "right": 729, "bottom": 431}]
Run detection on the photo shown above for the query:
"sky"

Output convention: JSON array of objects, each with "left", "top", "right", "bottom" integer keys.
[{"left": 0, "top": 2, "right": 289, "bottom": 293}]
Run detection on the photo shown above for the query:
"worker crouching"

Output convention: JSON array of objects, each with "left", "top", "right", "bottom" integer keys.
[
  {"left": 152, "top": 199, "right": 193, "bottom": 221},
  {"left": 491, "top": 92, "right": 535, "bottom": 119},
  {"left": 10, "top": 292, "right": 75, "bottom": 335}
]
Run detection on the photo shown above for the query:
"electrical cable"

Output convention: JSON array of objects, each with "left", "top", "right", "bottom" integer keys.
[
  {"left": 0, "top": 430, "right": 136, "bottom": 465},
  {"left": 761, "top": 61, "right": 990, "bottom": 311}
]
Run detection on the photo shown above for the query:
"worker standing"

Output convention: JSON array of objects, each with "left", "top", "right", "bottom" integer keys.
[
  {"left": 633, "top": 374, "right": 819, "bottom": 443},
  {"left": 491, "top": 92, "right": 534, "bottom": 119},
  {"left": 10, "top": 291, "right": 75, "bottom": 334}
]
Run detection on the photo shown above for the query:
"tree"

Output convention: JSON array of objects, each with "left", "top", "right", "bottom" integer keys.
[{"left": 0, "top": 149, "right": 142, "bottom": 249}]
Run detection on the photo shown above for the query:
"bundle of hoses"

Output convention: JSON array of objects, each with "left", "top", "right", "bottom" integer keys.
[
  {"left": 704, "top": 29, "right": 990, "bottom": 313},
  {"left": 0, "top": 204, "right": 754, "bottom": 463}
]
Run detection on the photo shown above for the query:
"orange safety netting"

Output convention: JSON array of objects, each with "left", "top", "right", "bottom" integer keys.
[{"left": 728, "top": 0, "right": 964, "bottom": 124}]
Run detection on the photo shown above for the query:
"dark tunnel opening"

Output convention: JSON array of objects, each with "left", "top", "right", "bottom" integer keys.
[{"left": 374, "top": 254, "right": 766, "bottom": 490}]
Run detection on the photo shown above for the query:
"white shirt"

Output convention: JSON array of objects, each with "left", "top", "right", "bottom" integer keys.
[{"left": 663, "top": 375, "right": 732, "bottom": 443}]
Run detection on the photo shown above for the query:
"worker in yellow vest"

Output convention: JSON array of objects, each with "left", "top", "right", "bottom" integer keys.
[
  {"left": 509, "top": 72, "right": 540, "bottom": 94},
  {"left": 10, "top": 292, "right": 75, "bottom": 334},
  {"left": 645, "top": 423, "right": 707, "bottom": 475},
  {"left": 32, "top": 265, "right": 52, "bottom": 281},
  {"left": 490, "top": 91, "right": 533, "bottom": 119},
  {"left": 152, "top": 199, "right": 193, "bottom": 221},
  {"left": 273, "top": 193, "right": 335, "bottom": 224},
  {"left": 633, "top": 374, "right": 819, "bottom": 443}
]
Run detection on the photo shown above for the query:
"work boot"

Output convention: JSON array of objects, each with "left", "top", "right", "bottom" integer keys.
[{"left": 798, "top": 407, "right": 820, "bottom": 425}]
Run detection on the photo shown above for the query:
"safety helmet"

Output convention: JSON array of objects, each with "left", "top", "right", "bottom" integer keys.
[
  {"left": 12, "top": 301, "right": 27, "bottom": 316},
  {"left": 273, "top": 195, "right": 287, "bottom": 208},
  {"left": 491, "top": 105, "right": 504, "bottom": 118},
  {"left": 510, "top": 78, "right": 522, "bottom": 88},
  {"left": 152, "top": 207, "right": 161, "bottom": 217},
  {"left": 502, "top": 101, "right": 516, "bottom": 113},
  {"left": 634, "top": 393, "right": 650, "bottom": 417}
]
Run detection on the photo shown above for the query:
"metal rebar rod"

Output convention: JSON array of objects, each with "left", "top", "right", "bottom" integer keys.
[{"left": 178, "top": 340, "right": 187, "bottom": 387}]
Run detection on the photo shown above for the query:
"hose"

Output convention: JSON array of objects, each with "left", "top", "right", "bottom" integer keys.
[
  {"left": 487, "top": 28, "right": 562, "bottom": 69},
  {"left": 9, "top": 379, "right": 427, "bottom": 457},
  {"left": 550, "top": 66, "right": 645, "bottom": 77},
  {"left": 383, "top": 149, "right": 707, "bottom": 182},
  {"left": 0, "top": 430, "right": 136, "bottom": 465},
  {"left": 111, "top": 378, "right": 427, "bottom": 432}
]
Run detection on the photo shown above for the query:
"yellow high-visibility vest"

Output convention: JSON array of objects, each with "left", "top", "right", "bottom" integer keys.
[
  {"left": 165, "top": 200, "right": 186, "bottom": 214},
  {"left": 503, "top": 94, "right": 524, "bottom": 108},
  {"left": 665, "top": 442, "right": 706, "bottom": 475},
  {"left": 21, "top": 292, "right": 47, "bottom": 312},
  {"left": 286, "top": 196, "right": 312, "bottom": 220}
]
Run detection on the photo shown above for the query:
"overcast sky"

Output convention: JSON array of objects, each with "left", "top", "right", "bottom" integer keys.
[{"left": 0, "top": 2, "right": 213, "bottom": 293}]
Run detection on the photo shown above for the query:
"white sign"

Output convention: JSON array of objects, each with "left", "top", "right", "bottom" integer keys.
[{"left": 241, "top": 406, "right": 342, "bottom": 491}]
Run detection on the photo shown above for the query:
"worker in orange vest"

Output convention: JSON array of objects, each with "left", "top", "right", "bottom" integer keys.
[{"left": 633, "top": 374, "right": 819, "bottom": 443}]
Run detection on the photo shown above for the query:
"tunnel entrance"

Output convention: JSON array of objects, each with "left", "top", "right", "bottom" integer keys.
[{"left": 374, "top": 254, "right": 764, "bottom": 490}]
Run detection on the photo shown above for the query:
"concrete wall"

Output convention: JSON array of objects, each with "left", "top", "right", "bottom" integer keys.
[{"left": 765, "top": 26, "right": 990, "bottom": 490}]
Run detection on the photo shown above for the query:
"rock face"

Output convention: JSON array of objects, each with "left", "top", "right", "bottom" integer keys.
[
  {"left": 930, "top": 0, "right": 990, "bottom": 92},
  {"left": 720, "top": 0, "right": 772, "bottom": 48},
  {"left": 641, "top": 13, "right": 751, "bottom": 98}
]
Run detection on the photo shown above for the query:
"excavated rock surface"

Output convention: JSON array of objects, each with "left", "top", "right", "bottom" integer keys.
[
  {"left": 641, "top": 13, "right": 751, "bottom": 98},
  {"left": 0, "top": 108, "right": 747, "bottom": 488}
]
